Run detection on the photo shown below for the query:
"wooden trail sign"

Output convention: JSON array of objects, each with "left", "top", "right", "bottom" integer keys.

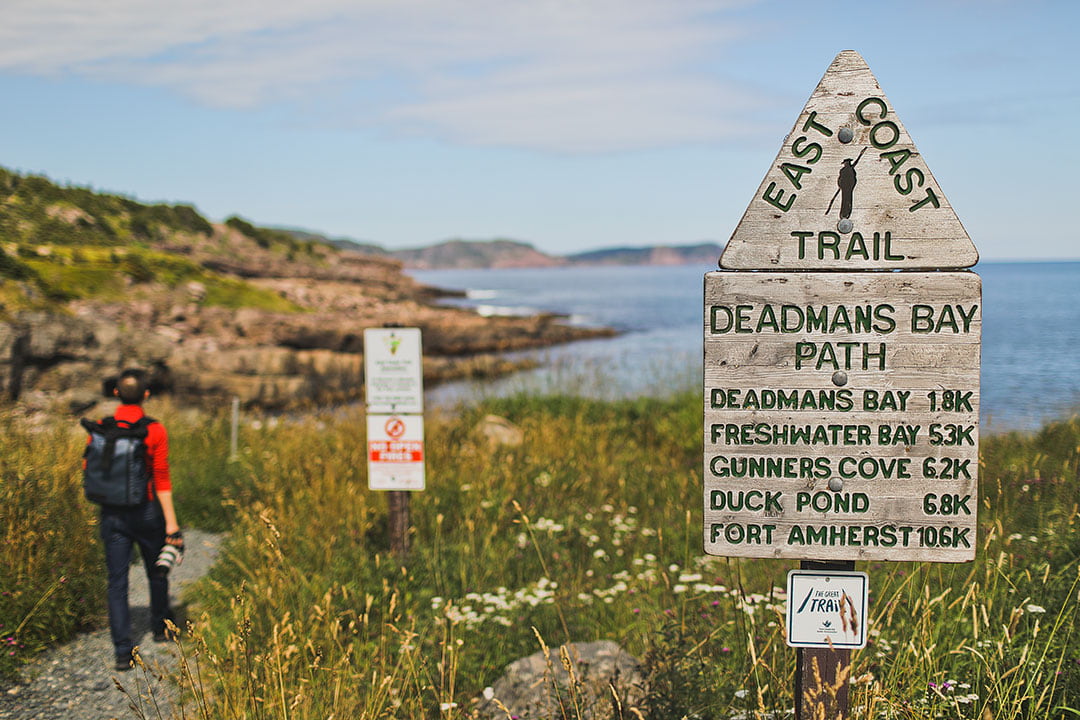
[
  {"left": 703, "top": 271, "right": 980, "bottom": 562},
  {"left": 704, "top": 48, "right": 983, "bottom": 720},
  {"left": 721, "top": 50, "right": 978, "bottom": 271},
  {"left": 703, "top": 50, "right": 982, "bottom": 565}
]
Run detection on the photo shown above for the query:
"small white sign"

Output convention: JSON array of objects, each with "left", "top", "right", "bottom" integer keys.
[
  {"left": 786, "top": 570, "right": 868, "bottom": 649},
  {"left": 367, "top": 414, "right": 425, "bottom": 491},
  {"left": 364, "top": 328, "right": 423, "bottom": 414}
]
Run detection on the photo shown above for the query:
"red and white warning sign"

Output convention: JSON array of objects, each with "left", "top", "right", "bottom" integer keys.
[{"left": 367, "top": 414, "right": 425, "bottom": 490}]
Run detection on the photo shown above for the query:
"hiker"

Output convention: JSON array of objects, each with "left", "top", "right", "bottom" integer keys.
[
  {"left": 83, "top": 368, "right": 183, "bottom": 671},
  {"left": 837, "top": 158, "right": 857, "bottom": 219}
]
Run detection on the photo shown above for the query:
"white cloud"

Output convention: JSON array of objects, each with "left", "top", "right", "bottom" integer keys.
[{"left": 0, "top": 0, "right": 763, "bottom": 152}]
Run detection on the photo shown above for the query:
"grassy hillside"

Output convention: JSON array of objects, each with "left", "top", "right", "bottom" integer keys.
[
  {"left": 3, "top": 394, "right": 1079, "bottom": 718},
  {"left": 0, "top": 166, "right": 319, "bottom": 313}
]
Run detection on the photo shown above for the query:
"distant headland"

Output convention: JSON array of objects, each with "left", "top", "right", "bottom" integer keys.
[{"left": 285, "top": 233, "right": 725, "bottom": 270}]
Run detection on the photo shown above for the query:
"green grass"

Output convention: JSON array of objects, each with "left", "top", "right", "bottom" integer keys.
[
  {"left": 0, "top": 166, "right": 212, "bottom": 247},
  {"left": 6, "top": 246, "right": 301, "bottom": 311},
  {"left": 3, "top": 395, "right": 1080, "bottom": 719},
  {"left": 0, "top": 164, "right": 335, "bottom": 312},
  {"left": 0, "top": 417, "right": 105, "bottom": 678},
  {"left": 166, "top": 397, "right": 1080, "bottom": 718}
]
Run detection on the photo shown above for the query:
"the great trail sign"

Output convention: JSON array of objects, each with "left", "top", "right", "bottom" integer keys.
[{"left": 703, "top": 50, "right": 981, "bottom": 564}]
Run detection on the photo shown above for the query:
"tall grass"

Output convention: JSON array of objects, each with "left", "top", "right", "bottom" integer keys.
[
  {"left": 0, "top": 413, "right": 104, "bottom": 679},
  {"left": 3, "top": 396, "right": 1080, "bottom": 718},
  {"left": 160, "top": 398, "right": 1080, "bottom": 718}
]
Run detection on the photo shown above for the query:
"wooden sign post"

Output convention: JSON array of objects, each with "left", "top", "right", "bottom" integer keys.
[
  {"left": 703, "top": 50, "right": 981, "bottom": 718},
  {"left": 365, "top": 326, "right": 426, "bottom": 560}
]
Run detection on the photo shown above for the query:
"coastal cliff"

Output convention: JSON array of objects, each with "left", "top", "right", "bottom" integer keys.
[{"left": 0, "top": 168, "right": 613, "bottom": 411}]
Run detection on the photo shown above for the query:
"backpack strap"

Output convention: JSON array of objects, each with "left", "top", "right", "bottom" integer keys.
[{"left": 82, "top": 416, "right": 154, "bottom": 477}]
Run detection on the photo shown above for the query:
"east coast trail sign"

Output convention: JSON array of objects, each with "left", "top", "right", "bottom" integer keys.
[
  {"left": 720, "top": 50, "right": 978, "bottom": 271},
  {"left": 703, "top": 51, "right": 982, "bottom": 564}
]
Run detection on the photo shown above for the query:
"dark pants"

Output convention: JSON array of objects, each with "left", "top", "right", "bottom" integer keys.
[{"left": 99, "top": 502, "right": 171, "bottom": 660}]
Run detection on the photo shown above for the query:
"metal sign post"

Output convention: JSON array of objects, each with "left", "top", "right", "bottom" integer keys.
[
  {"left": 365, "top": 326, "right": 425, "bottom": 560},
  {"left": 703, "top": 50, "right": 981, "bottom": 718}
]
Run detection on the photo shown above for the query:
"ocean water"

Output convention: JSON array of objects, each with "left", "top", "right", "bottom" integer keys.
[{"left": 411, "top": 261, "right": 1080, "bottom": 433}]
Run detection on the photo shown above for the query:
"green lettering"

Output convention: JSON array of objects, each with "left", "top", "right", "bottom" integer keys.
[
  {"left": 911, "top": 305, "right": 934, "bottom": 333},
  {"left": 710, "top": 306, "right": 733, "bottom": 333},
  {"left": 792, "top": 231, "right": 814, "bottom": 259},
  {"left": 869, "top": 120, "right": 899, "bottom": 150},
  {"left": 806, "top": 306, "right": 828, "bottom": 332},
  {"left": 781, "top": 162, "right": 812, "bottom": 190},
  {"left": 909, "top": 188, "right": 940, "bottom": 212},
  {"left": 734, "top": 305, "right": 752, "bottom": 333},
  {"left": 882, "top": 232, "right": 903, "bottom": 260},
  {"left": 757, "top": 304, "right": 779, "bottom": 332},
  {"left": 763, "top": 182, "right": 795, "bottom": 212},
  {"left": 795, "top": 342, "right": 816, "bottom": 370},
  {"left": 818, "top": 232, "right": 841, "bottom": 260},
  {"left": 792, "top": 136, "right": 823, "bottom": 164},
  {"left": 845, "top": 232, "right": 869, "bottom": 260},
  {"left": 880, "top": 148, "right": 912, "bottom": 175},
  {"left": 873, "top": 304, "right": 897, "bottom": 333},
  {"left": 863, "top": 343, "right": 887, "bottom": 371},
  {"left": 802, "top": 111, "right": 834, "bottom": 137},
  {"left": 856, "top": 97, "right": 888, "bottom": 125},
  {"left": 829, "top": 305, "right": 852, "bottom": 333},
  {"left": 894, "top": 167, "right": 924, "bottom": 195},
  {"left": 816, "top": 342, "right": 839, "bottom": 371}
]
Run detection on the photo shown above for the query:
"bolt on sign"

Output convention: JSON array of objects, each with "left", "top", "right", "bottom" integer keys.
[{"left": 704, "top": 50, "right": 981, "bottom": 563}]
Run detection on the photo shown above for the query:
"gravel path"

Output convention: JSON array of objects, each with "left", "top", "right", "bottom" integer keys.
[{"left": 0, "top": 529, "right": 224, "bottom": 720}]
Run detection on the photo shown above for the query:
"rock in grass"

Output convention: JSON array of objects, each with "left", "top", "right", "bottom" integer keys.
[
  {"left": 477, "top": 640, "right": 644, "bottom": 719},
  {"left": 477, "top": 414, "right": 524, "bottom": 448}
]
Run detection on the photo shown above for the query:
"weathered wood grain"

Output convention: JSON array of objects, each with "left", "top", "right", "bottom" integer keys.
[
  {"left": 720, "top": 50, "right": 978, "bottom": 271},
  {"left": 703, "top": 270, "right": 980, "bottom": 562}
]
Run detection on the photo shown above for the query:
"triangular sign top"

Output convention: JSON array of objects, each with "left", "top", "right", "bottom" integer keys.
[{"left": 720, "top": 50, "right": 978, "bottom": 270}]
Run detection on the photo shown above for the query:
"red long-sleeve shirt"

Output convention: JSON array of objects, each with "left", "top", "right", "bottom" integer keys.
[{"left": 112, "top": 404, "right": 171, "bottom": 498}]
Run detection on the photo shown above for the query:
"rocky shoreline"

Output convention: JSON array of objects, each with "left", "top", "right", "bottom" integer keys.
[{"left": 0, "top": 240, "right": 615, "bottom": 413}]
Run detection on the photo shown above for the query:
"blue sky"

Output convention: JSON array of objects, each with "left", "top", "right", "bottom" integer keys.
[{"left": 0, "top": 0, "right": 1076, "bottom": 259}]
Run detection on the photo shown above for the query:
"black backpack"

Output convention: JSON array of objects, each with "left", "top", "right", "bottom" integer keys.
[{"left": 81, "top": 416, "right": 155, "bottom": 506}]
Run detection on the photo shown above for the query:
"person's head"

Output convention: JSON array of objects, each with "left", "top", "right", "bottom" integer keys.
[{"left": 115, "top": 368, "right": 150, "bottom": 405}]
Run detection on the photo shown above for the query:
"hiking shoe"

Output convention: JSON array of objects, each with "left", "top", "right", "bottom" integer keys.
[
  {"left": 153, "top": 626, "right": 178, "bottom": 643},
  {"left": 115, "top": 655, "right": 134, "bottom": 672}
]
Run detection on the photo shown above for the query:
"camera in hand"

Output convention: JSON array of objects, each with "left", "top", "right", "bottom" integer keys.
[{"left": 155, "top": 544, "right": 183, "bottom": 576}]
